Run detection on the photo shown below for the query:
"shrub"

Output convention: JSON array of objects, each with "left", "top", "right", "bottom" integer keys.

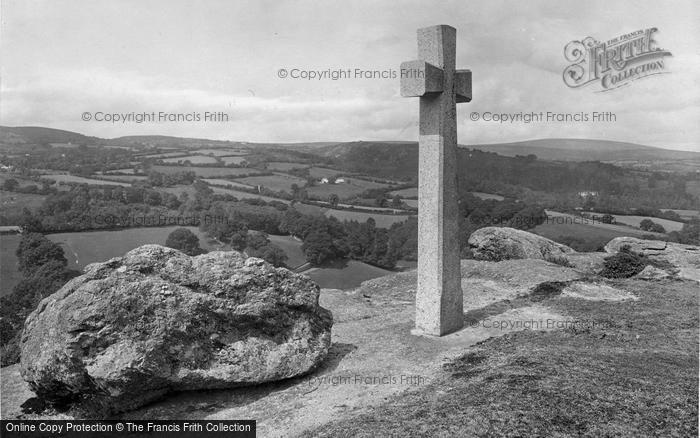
[
  {"left": 599, "top": 245, "right": 648, "bottom": 278},
  {"left": 545, "top": 254, "right": 574, "bottom": 268}
]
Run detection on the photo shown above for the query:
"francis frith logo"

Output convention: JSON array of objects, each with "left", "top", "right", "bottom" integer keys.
[{"left": 563, "top": 28, "right": 672, "bottom": 91}]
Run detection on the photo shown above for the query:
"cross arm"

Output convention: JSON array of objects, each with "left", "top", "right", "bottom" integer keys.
[
  {"left": 400, "top": 60, "right": 444, "bottom": 97},
  {"left": 455, "top": 69, "right": 472, "bottom": 103}
]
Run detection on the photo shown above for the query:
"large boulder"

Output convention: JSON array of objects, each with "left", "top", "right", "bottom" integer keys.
[
  {"left": 468, "top": 227, "right": 575, "bottom": 262},
  {"left": 20, "top": 245, "right": 333, "bottom": 415},
  {"left": 604, "top": 237, "right": 700, "bottom": 281}
]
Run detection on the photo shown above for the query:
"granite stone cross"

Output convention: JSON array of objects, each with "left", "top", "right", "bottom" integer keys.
[{"left": 401, "top": 25, "right": 471, "bottom": 336}]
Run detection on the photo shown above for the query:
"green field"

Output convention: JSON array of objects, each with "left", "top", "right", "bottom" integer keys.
[
  {"left": 208, "top": 186, "right": 291, "bottom": 204},
  {"left": 324, "top": 209, "right": 412, "bottom": 228},
  {"left": 266, "top": 162, "right": 309, "bottom": 171},
  {"left": 308, "top": 179, "right": 391, "bottom": 200},
  {"left": 104, "top": 168, "right": 136, "bottom": 174},
  {"left": 202, "top": 178, "right": 255, "bottom": 189},
  {"left": 0, "top": 227, "right": 224, "bottom": 297},
  {"left": 139, "top": 152, "right": 188, "bottom": 159},
  {"left": 472, "top": 191, "right": 505, "bottom": 201},
  {"left": 611, "top": 214, "right": 685, "bottom": 232},
  {"left": 98, "top": 174, "right": 149, "bottom": 182},
  {"left": 388, "top": 187, "right": 418, "bottom": 197},
  {"left": 266, "top": 234, "right": 306, "bottom": 268},
  {"left": 151, "top": 165, "right": 263, "bottom": 178},
  {"left": 668, "top": 209, "right": 700, "bottom": 220},
  {"left": 191, "top": 149, "right": 249, "bottom": 156},
  {"left": 162, "top": 155, "right": 219, "bottom": 164},
  {"left": 0, "top": 227, "right": 377, "bottom": 296},
  {"left": 41, "top": 174, "right": 131, "bottom": 186},
  {"left": 306, "top": 259, "right": 393, "bottom": 289},
  {"left": 239, "top": 174, "right": 306, "bottom": 192},
  {"left": 389, "top": 188, "right": 505, "bottom": 201},
  {"left": 533, "top": 221, "right": 653, "bottom": 251},
  {"left": 685, "top": 180, "right": 700, "bottom": 198},
  {"left": 308, "top": 167, "right": 344, "bottom": 178},
  {"left": 220, "top": 156, "right": 249, "bottom": 165},
  {"left": 0, "top": 191, "right": 47, "bottom": 219}
]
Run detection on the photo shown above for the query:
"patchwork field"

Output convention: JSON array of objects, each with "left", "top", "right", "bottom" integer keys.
[
  {"left": 220, "top": 156, "right": 249, "bottom": 165},
  {"left": 209, "top": 186, "right": 291, "bottom": 204},
  {"left": 161, "top": 155, "right": 219, "bottom": 164},
  {"left": 41, "top": 174, "right": 131, "bottom": 186},
  {"left": 139, "top": 152, "right": 189, "bottom": 159},
  {"left": 610, "top": 214, "right": 685, "bottom": 232},
  {"left": 388, "top": 188, "right": 505, "bottom": 201},
  {"left": 308, "top": 179, "right": 392, "bottom": 199},
  {"left": 668, "top": 209, "right": 700, "bottom": 220},
  {"left": 98, "top": 175, "right": 148, "bottom": 182},
  {"left": 324, "top": 209, "right": 412, "bottom": 228},
  {"left": 192, "top": 149, "right": 250, "bottom": 156},
  {"left": 239, "top": 174, "right": 306, "bottom": 192},
  {"left": 266, "top": 162, "right": 309, "bottom": 171},
  {"left": 533, "top": 212, "right": 664, "bottom": 251},
  {"left": 308, "top": 167, "right": 345, "bottom": 179},
  {"left": 151, "top": 165, "right": 264, "bottom": 178},
  {"left": 202, "top": 178, "right": 255, "bottom": 189},
  {"left": 472, "top": 191, "right": 505, "bottom": 201},
  {"left": 104, "top": 168, "right": 136, "bottom": 174},
  {"left": 388, "top": 187, "right": 417, "bottom": 197},
  {"left": 0, "top": 191, "right": 47, "bottom": 217},
  {"left": 685, "top": 180, "right": 700, "bottom": 198}
]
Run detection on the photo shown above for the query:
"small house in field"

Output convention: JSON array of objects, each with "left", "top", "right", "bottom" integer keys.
[
  {"left": 334, "top": 177, "right": 346, "bottom": 184},
  {"left": 319, "top": 177, "right": 329, "bottom": 184},
  {"left": 578, "top": 191, "right": 599, "bottom": 198}
]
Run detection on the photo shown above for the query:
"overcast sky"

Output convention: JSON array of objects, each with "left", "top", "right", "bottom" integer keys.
[{"left": 1, "top": 0, "right": 698, "bottom": 151}]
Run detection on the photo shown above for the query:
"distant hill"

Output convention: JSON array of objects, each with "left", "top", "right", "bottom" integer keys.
[
  {"left": 1, "top": 126, "right": 697, "bottom": 164},
  {"left": 469, "top": 138, "right": 700, "bottom": 162},
  {"left": 0, "top": 126, "right": 100, "bottom": 145}
]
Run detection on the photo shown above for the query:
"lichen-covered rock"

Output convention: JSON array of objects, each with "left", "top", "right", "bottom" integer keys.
[
  {"left": 20, "top": 245, "right": 333, "bottom": 414},
  {"left": 634, "top": 265, "right": 671, "bottom": 280},
  {"left": 604, "top": 237, "right": 700, "bottom": 281},
  {"left": 468, "top": 227, "right": 575, "bottom": 261}
]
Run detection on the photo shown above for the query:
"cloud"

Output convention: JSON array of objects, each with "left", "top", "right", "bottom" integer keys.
[{"left": 0, "top": 0, "right": 697, "bottom": 151}]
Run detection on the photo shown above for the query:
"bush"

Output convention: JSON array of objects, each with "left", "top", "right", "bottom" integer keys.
[
  {"left": 599, "top": 245, "right": 649, "bottom": 278},
  {"left": 545, "top": 255, "right": 574, "bottom": 268},
  {"left": 165, "top": 228, "right": 205, "bottom": 256}
]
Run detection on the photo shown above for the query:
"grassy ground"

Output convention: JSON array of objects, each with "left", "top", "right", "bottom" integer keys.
[
  {"left": 305, "top": 279, "right": 698, "bottom": 437},
  {"left": 306, "top": 259, "right": 394, "bottom": 289}
]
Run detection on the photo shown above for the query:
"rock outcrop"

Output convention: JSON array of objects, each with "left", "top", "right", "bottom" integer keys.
[
  {"left": 20, "top": 245, "right": 333, "bottom": 414},
  {"left": 468, "top": 227, "right": 575, "bottom": 262},
  {"left": 604, "top": 237, "right": 700, "bottom": 281}
]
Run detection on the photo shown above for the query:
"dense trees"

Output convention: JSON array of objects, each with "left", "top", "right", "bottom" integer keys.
[
  {"left": 165, "top": 228, "right": 205, "bottom": 256},
  {"left": 639, "top": 219, "right": 666, "bottom": 233},
  {"left": 0, "top": 233, "right": 79, "bottom": 366}
]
